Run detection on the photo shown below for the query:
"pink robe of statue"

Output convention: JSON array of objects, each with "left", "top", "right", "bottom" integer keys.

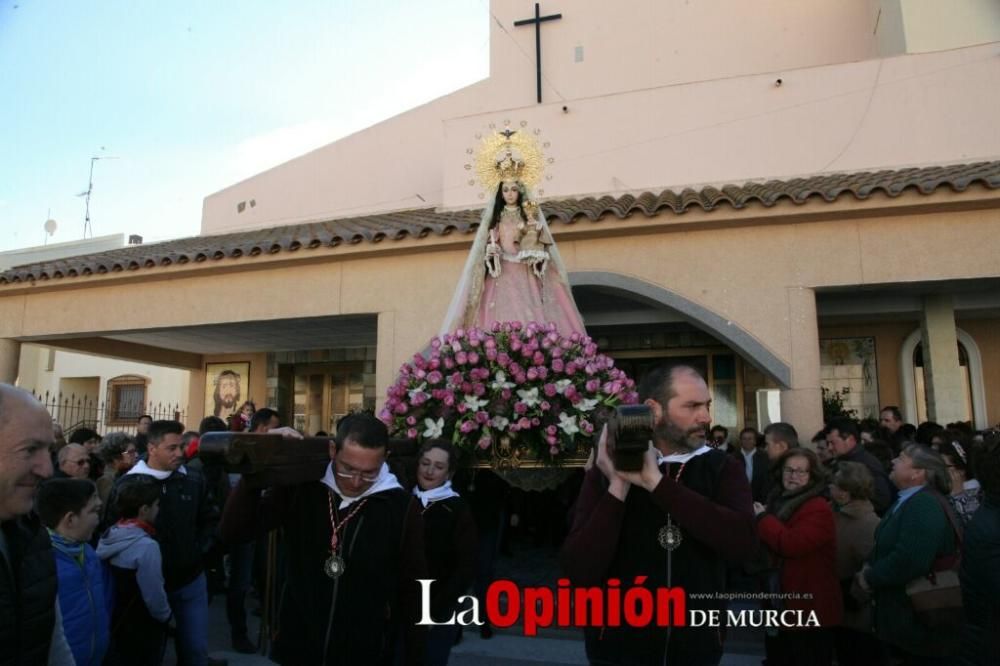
[{"left": 475, "top": 212, "right": 585, "bottom": 336}]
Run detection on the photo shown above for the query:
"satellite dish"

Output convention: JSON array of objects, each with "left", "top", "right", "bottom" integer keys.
[{"left": 44, "top": 218, "right": 58, "bottom": 236}]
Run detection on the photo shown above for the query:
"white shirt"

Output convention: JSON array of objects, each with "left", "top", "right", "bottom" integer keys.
[{"left": 741, "top": 448, "right": 756, "bottom": 481}]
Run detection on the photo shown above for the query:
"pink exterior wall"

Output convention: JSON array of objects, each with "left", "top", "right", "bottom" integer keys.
[{"left": 201, "top": 0, "right": 1000, "bottom": 234}]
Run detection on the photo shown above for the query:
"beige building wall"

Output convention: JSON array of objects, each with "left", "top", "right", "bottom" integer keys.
[
  {"left": 5, "top": 192, "right": 1000, "bottom": 437},
  {"left": 17, "top": 343, "right": 191, "bottom": 425}
]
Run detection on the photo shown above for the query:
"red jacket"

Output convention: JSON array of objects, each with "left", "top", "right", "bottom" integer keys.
[{"left": 757, "top": 496, "right": 843, "bottom": 628}]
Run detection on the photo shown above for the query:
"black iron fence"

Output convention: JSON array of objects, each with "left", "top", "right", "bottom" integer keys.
[{"left": 31, "top": 390, "right": 187, "bottom": 438}]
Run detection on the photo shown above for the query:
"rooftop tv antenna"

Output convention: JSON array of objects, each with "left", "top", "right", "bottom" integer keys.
[{"left": 76, "top": 151, "right": 118, "bottom": 238}]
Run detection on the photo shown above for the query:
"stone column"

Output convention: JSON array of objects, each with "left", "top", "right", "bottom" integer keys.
[
  {"left": 779, "top": 288, "right": 824, "bottom": 444},
  {"left": 0, "top": 339, "right": 21, "bottom": 385},
  {"left": 920, "top": 295, "right": 965, "bottom": 424},
  {"left": 375, "top": 312, "right": 396, "bottom": 412}
]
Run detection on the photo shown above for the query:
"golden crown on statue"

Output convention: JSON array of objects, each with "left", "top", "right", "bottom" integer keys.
[{"left": 471, "top": 126, "right": 546, "bottom": 195}]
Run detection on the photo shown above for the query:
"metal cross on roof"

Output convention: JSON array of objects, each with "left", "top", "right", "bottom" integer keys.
[{"left": 514, "top": 3, "right": 562, "bottom": 104}]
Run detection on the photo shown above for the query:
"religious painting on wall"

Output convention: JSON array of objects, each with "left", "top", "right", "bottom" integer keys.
[
  {"left": 205, "top": 362, "right": 250, "bottom": 422},
  {"left": 819, "top": 337, "right": 878, "bottom": 420}
]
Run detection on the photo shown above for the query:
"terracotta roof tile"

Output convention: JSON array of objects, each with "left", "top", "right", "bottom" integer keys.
[{"left": 4, "top": 161, "right": 999, "bottom": 285}]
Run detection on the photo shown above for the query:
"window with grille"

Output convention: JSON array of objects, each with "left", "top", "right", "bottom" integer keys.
[{"left": 106, "top": 376, "right": 148, "bottom": 425}]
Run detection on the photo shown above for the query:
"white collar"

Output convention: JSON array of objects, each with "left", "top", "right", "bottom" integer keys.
[
  {"left": 413, "top": 480, "right": 460, "bottom": 508},
  {"left": 657, "top": 444, "right": 712, "bottom": 466},
  {"left": 742, "top": 448, "right": 756, "bottom": 458},
  {"left": 964, "top": 479, "right": 981, "bottom": 492},
  {"left": 126, "top": 459, "right": 187, "bottom": 480},
  {"left": 321, "top": 461, "right": 402, "bottom": 509}
]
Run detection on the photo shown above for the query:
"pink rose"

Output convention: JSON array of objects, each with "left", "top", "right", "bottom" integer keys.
[
  {"left": 518, "top": 417, "right": 531, "bottom": 430},
  {"left": 478, "top": 436, "right": 492, "bottom": 450},
  {"left": 406, "top": 415, "right": 417, "bottom": 426},
  {"left": 586, "top": 379, "right": 601, "bottom": 393},
  {"left": 526, "top": 368, "right": 538, "bottom": 381},
  {"left": 497, "top": 353, "right": 511, "bottom": 367},
  {"left": 552, "top": 359, "right": 565, "bottom": 373},
  {"left": 407, "top": 428, "right": 418, "bottom": 439},
  {"left": 427, "top": 370, "right": 443, "bottom": 385},
  {"left": 536, "top": 367, "right": 549, "bottom": 380},
  {"left": 460, "top": 420, "right": 477, "bottom": 434},
  {"left": 468, "top": 352, "right": 480, "bottom": 365},
  {"left": 549, "top": 444, "right": 560, "bottom": 455},
  {"left": 501, "top": 389, "right": 512, "bottom": 401},
  {"left": 540, "top": 401, "right": 551, "bottom": 412},
  {"left": 455, "top": 351, "right": 468, "bottom": 365},
  {"left": 514, "top": 402, "right": 528, "bottom": 415},
  {"left": 544, "top": 383, "right": 558, "bottom": 398}
]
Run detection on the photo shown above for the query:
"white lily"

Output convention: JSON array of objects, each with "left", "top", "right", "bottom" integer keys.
[
  {"left": 491, "top": 415, "right": 510, "bottom": 431},
  {"left": 464, "top": 394, "right": 489, "bottom": 411},
  {"left": 407, "top": 382, "right": 428, "bottom": 402},
  {"left": 490, "top": 371, "right": 516, "bottom": 391},
  {"left": 516, "top": 387, "right": 541, "bottom": 407},
  {"left": 554, "top": 379, "right": 573, "bottom": 395},
  {"left": 576, "top": 397, "right": 599, "bottom": 413},
  {"left": 558, "top": 412, "right": 579, "bottom": 436},
  {"left": 423, "top": 417, "right": 445, "bottom": 439}
]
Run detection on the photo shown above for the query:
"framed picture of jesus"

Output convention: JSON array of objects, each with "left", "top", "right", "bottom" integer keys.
[{"left": 205, "top": 362, "right": 251, "bottom": 423}]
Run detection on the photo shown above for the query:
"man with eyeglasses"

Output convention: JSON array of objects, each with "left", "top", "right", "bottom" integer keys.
[
  {"left": 57, "top": 443, "right": 91, "bottom": 479},
  {"left": 221, "top": 412, "right": 428, "bottom": 665}
]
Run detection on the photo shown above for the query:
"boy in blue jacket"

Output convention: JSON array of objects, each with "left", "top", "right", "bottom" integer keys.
[
  {"left": 97, "top": 476, "right": 171, "bottom": 665},
  {"left": 37, "top": 478, "right": 109, "bottom": 666}
]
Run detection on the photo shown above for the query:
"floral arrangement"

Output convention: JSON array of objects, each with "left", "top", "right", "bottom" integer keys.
[{"left": 379, "top": 322, "right": 638, "bottom": 461}]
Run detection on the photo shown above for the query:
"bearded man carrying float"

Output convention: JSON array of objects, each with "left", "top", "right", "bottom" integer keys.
[{"left": 560, "top": 364, "right": 756, "bottom": 666}]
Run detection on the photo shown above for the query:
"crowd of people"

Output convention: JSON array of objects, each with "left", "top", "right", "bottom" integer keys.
[{"left": 2, "top": 375, "right": 1000, "bottom": 665}]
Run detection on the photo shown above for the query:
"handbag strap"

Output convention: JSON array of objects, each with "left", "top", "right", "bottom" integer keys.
[
  {"left": 926, "top": 489, "right": 963, "bottom": 547},
  {"left": 924, "top": 489, "right": 963, "bottom": 575}
]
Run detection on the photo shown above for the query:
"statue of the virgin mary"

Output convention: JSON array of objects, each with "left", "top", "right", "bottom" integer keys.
[{"left": 440, "top": 129, "right": 586, "bottom": 336}]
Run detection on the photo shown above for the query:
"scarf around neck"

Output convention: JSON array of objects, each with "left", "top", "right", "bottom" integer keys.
[
  {"left": 766, "top": 478, "right": 826, "bottom": 522},
  {"left": 321, "top": 461, "right": 403, "bottom": 509},
  {"left": 413, "top": 480, "right": 460, "bottom": 507},
  {"left": 657, "top": 444, "right": 712, "bottom": 466}
]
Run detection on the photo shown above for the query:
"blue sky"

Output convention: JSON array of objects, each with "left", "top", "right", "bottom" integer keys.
[{"left": 0, "top": 0, "right": 488, "bottom": 252}]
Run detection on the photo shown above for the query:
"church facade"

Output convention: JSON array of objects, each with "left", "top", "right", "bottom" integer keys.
[{"left": 2, "top": 0, "right": 999, "bottom": 439}]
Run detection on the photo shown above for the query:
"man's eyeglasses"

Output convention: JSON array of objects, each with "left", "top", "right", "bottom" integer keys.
[
  {"left": 70, "top": 459, "right": 90, "bottom": 467},
  {"left": 334, "top": 465, "right": 379, "bottom": 483}
]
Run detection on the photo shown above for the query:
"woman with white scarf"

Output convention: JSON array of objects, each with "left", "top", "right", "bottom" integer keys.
[{"left": 413, "top": 440, "right": 478, "bottom": 665}]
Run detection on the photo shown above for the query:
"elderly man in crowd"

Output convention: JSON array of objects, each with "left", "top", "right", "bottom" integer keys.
[
  {"left": 57, "top": 442, "right": 92, "bottom": 479},
  {"left": 0, "top": 383, "right": 75, "bottom": 664}
]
